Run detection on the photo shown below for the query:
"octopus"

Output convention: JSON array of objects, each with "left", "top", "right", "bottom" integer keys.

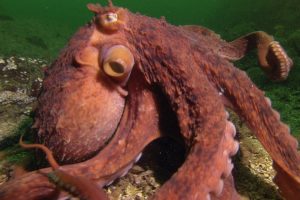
[{"left": 0, "top": 1, "right": 299, "bottom": 200}]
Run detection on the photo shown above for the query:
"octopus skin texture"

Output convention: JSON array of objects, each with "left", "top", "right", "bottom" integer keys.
[{"left": 0, "top": 2, "right": 299, "bottom": 200}]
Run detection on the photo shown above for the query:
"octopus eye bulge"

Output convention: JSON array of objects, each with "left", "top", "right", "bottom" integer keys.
[
  {"left": 103, "top": 60, "right": 126, "bottom": 77},
  {"left": 104, "top": 12, "right": 118, "bottom": 24},
  {"left": 102, "top": 45, "right": 134, "bottom": 81},
  {"left": 98, "top": 11, "right": 122, "bottom": 32}
]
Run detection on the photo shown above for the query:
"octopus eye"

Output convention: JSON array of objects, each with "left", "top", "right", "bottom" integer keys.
[
  {"left": 98, "top": 12, "right": 120, "bottom": 32},
  {"left": 104, "top": 60, "right": 126, "bottom": 77},
  {"left": 97, "top": 9, "right": 126, "bottom": 32},
  {"left": 102, "top": 45, "right": 134, "bottom": 82},
  {"left": 104, "top": 12, "right": 118, "bottom": 24}
]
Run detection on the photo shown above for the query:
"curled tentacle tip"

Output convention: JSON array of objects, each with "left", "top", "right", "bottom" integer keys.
[{"left": 267, "top": 41, "right": 293, "bottom": 81}]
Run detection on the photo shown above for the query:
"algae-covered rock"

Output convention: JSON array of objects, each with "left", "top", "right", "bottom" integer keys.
[{"left": 0, "top": 55, "right": 45, "bottom": 144}]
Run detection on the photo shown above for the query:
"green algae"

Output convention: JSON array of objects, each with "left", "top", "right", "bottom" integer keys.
[{"left": 0, "top": 116, "right": 35, "bottom": 170}]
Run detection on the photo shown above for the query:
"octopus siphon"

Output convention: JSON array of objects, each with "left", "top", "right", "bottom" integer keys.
[{"left": 0, "top": 1, "right": 299, "bottom": 200}]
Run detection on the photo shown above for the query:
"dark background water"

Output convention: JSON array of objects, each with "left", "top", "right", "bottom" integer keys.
[{"left": 0, "top": 0, "right": 299, "bottom": 137}]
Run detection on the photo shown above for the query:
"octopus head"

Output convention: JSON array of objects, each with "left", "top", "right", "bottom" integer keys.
[{"left": 33, "top": 3, "right": 136, "bottom": 164}]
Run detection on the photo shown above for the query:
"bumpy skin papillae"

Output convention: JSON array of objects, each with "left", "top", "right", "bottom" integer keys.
[
  {"left": 0, "top": 70, "right": 162, "bottom": 200},
  {"left": 183, "top": 25, "right": 300, "bottom": 197},
  {"left": 182, "top": 25, "right": 293, "bottom": 81},
  {"left": 125, "top": 14, "right": 239, "bottom": 199},
  {"left": 33, "top": 26, "right": 127, "bottom": 164},
  {"left": 200, "top": 58, "right": 300, "bottom": 198},
  {"left": 58, "top": 72, "right": 162, "bottom": 185}
]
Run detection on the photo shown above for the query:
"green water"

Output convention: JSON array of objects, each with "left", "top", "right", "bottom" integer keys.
[{"left": 0, "top": 0, "right": 299, "bottom": 137}]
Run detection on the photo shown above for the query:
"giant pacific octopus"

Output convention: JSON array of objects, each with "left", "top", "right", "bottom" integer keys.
[{"left": 0, "top": 1, "right": 299, "bottom": 200}]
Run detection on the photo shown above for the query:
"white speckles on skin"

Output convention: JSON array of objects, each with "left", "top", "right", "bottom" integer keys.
[
  {"left": 138, "top": 101, "right": 155, "bottom": 113},
  {"left": 118, "top": 139, "right": 125, "bottom": 146},
  {"left": 63, "top": 136, "right": 71, "bottom": 144}
]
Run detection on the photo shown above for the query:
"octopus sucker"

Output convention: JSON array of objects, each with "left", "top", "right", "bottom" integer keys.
[
  {"left": 0, "top": 2, "right": 299, "bottom": 200},
  {"left": 205, "top": 61, "right": 300, "bottom": 197},
  {"left": 214, "top": 179, "right": 225, "bottom": 196},
  {"left": 265, "top": 97, "right": 272, "bottom": 106}
]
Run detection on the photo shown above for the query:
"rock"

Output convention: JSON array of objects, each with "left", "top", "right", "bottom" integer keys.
[
  {"left": 0, "top": 90, "right": 34, "bottom": 105},
  {"left": 0, "top": 56, "right": 45, "bottom": 144}
]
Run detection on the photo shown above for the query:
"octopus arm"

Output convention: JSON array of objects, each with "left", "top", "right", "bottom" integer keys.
[
  {"left": 137, "top": 53, "right": 239, "bottom": 199},
  {"left": 65, "top": 73, "right": 162, "bottom": 186},
  {"left": 0, "top": 72, "right": 161, "bottom": 200},
  {"left": 228, "top": 31, "right": 293, "bottom": 81},
  {"left": 182, "top": 25, "right": 292, "bottom": 81},
  {"left": 205, "top": 60, "right": 300, "bottom": 199}
]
